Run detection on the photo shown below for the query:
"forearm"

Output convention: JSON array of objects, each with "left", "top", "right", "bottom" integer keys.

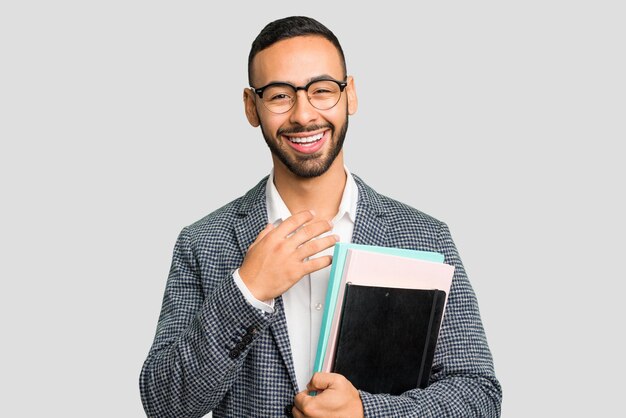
[
  {"left": 359, "top": 374, "right": 501, "bottom": 418},
  {"left": 357, "top": 222, "right": 502, "bottom": 417},
  {"left": 140, "top": 270, "right": 275, "bottom": 417},
  {"left": 359, "top": 319, "right": 501, "bottom": 417}
]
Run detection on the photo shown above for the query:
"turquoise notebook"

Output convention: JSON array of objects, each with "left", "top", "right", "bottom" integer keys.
[{"left": 313, "top": 243, "right": 445, "bottom": 374}]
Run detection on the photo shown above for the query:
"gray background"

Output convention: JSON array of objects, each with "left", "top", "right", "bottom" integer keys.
[{"left": 1, "top": 1, "right": 624, "bottom": 416}]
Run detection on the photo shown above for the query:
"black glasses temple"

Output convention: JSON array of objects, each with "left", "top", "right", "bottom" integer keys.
[{"left": 251, "top": 79, "right": 347, "bottom": 98}]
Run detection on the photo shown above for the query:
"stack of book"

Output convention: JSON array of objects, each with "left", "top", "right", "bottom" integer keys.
[{"left": 313, "top": 243, "right": 455, "bottom": 395}]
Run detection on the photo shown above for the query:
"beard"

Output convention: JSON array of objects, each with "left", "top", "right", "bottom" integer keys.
[{"left": 260, "top": 115, "right": 349, "bottom": 178}]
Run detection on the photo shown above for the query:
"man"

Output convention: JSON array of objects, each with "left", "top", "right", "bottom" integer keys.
[{"left": 140, "top": 16, "right": 501, "bottom": 418}]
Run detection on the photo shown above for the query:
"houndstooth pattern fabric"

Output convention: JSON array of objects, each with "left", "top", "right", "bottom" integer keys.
[{"left": 140, "top": 175, "right": 502, "bottom": 418}]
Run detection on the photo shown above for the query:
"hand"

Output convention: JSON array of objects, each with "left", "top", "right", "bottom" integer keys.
[
  {"left": 292, "top": 373, "right": 364, "bottom": 418},
  {"left": 239, "top": 210, "right": 339, "bottom": 301}
]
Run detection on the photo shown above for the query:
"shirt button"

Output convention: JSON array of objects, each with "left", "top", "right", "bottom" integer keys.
[{"left": 315, "top": 303, "right": 323, "bottom": 311}]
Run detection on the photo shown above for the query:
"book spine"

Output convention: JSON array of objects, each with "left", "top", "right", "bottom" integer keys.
[{"left": 417, "top": 290, "right": 440, "bottom": 388}]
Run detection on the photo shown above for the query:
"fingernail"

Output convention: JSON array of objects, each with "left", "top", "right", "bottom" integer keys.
[{"left": 334, "top": 234, "right": 340, "bottom": 241}]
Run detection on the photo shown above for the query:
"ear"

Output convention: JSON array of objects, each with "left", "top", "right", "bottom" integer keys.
[
  {"left": 243, "top": 88, "right": 260, "bottom": 127},
  {"left": 346, "top": 76, "right": 358, "bottom": 115}
]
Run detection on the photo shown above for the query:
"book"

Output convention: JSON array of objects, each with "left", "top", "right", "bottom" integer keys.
[
  {"left": 332, "top": 284, "right": 447, "bottom": 394},
  {"left": 313, "top": 244, "right": 445, "bottom": 375},
  {"left": 314, "top": 248, "right": 454, "bottom": 372}
]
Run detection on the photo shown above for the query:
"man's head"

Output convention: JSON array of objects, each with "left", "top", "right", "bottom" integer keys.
[
  {"left": 244, "top": 16, "right": 358, "bottom": 179},
  {"left": 247, "top": 16, "right": 347, "bottom": 86}
]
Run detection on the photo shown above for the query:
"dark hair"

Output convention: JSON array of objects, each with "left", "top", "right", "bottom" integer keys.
[{"left": 248, "top": 16, "right": 346, "bottom": 85}]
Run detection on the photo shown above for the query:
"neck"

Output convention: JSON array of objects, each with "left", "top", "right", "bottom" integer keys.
[{"left": 272, "top": 152, "right": 347, "bottom": 222}]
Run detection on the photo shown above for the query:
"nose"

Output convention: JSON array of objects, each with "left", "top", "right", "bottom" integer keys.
[{"left": 288, "top": 90, "right": 319, "bottom": 126}]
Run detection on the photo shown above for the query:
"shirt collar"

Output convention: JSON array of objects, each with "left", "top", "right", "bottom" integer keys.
[{"left": 266, "top": 166, "right": 358, "bottom": 225}]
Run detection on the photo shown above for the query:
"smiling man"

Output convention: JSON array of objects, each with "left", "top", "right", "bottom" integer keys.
[
  {"left": 245, "top": 34, "right": 353, "bottom": 183},
  {"left": 140, "top": 16, "right": 501, "bottom": 418}
]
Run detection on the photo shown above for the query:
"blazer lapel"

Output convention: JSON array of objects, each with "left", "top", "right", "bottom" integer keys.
[
  {"left": 231, "top": 174, "right": 388, "bottom": 395},
  {"left": 351, "top": 174, "right": 388, "bottom": 247},
  {"left": 233, "top": 177, "right": 299, "bottom": 393},
  {"left": 234, "top": 178, "right": 269, "bottom": 256},
  {"left": 270, "top": 297, "right": 299, "bottom": 393}
]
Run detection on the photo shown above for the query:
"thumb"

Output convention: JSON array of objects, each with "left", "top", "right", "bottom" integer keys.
[
  {"left": 307, "top": 372, "right": 336, "bottom": 392},
  {"left": 250, "top": 223, "right": 274, "bottom": 247}
]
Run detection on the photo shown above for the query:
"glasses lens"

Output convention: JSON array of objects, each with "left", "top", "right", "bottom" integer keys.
[
  {"left": 308, "top": 80, "right": 341, "bottom": 110},
  {"left": 259, "top": 80, "right": 343, "bottom": 113},
  {"left": 262, "top": 84, "right": 295, "bottom": 114}
]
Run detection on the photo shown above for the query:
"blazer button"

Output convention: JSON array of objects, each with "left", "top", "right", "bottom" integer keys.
[
  {"left": 229, "top": 348, "right": 240, "bottom": 359},
  {"left": 246, "top": 325, "right": 258, "bottom": 335},
  {"left": 242, "top": 334, "right": 253, "bottom": 345},
  {"left": 235, "top": 342, "right": 246, "bottom": 351},
  {"left": 284, "top": 404, "right": 293, "bottom": 417}
]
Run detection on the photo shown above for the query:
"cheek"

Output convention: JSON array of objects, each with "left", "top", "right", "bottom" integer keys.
[
  {"left": 327, "top": 112, "right": 346, "bottom": 131},
  {"left": 259, "top": 117, "right": 283, "bottom": 139},
  {"left": 260, "top": 115, "right": 289, "bottom": 135}
]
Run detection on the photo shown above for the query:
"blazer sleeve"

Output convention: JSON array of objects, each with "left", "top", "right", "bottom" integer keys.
[
  {"left": 139, "top": 227, "right": 276, "bottom": 418},
  {"left": 358, "top": 222, "right": 502, "bottom": 417}
]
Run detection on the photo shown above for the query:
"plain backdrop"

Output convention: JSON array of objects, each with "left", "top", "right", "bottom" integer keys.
[{"left": 1, "top": 1, "right": 624, "bottom": 416}]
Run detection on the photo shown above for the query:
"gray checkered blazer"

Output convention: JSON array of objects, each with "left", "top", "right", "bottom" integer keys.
[{"left": 140, "top": 175, "right": 502, "bottom": 417}]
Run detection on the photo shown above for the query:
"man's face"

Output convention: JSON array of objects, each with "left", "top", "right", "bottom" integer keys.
[{"left": 245, "top": 36, "right": 358, "bottom": 178}]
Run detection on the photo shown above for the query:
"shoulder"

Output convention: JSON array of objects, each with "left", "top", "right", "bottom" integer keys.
[
  {"left": 180, "top": 176, "right": 268, "bottom": 244},
  {"left": 353, "top": 174, "right": 449, "bottom": 248},
  {"left": 354, "top": 174, "right": 443, "bottom": 225}
]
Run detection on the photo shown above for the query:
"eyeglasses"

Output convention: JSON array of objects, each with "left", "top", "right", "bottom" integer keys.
[{"left": 251, "top": 78, "right": 347, "bottom": 114}]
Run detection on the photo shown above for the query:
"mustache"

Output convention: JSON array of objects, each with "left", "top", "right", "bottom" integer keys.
[{"left": 277, "top": 124, "right": 333, "bottom": 136}]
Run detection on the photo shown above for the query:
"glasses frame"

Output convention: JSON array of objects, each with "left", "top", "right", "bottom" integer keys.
[{"left": 251, "top": 78, "right": 348, "bottom": 114}]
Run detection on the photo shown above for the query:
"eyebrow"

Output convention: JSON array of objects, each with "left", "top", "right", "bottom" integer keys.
[{"left": 263, "top": 74, "right": 345, "bottom": 86}]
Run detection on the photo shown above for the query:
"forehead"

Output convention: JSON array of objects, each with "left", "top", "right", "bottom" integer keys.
[{"left": 251, "top": 35, "right": 344, "bottom": 86}]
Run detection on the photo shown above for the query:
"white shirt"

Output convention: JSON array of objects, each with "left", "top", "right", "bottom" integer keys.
[{"left": 233, "top": 167, "right": 358, "bottom": 391}]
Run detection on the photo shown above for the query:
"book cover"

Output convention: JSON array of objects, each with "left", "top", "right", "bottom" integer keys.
[
  {"left": 313, "top": 243, "right": 445, "bottom": 374},
  {"left": 332, "top": 284, "right": 446, "bottom": 394},
  {"left": 321, "top": 248, "right": 454, "bottom": 373}
]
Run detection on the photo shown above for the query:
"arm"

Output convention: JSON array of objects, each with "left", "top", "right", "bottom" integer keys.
[
  {"left": 292, "top": 222, "right": 501, "bottom": 418},
  {"left": 358, "top": 222, "right": 502, "bottom": 417},
  {"left": 139, "top": 226, "right": 275, "bottom": 418},
  {"left": 140, "top": 211, "right": 338, "bottom": 417}
]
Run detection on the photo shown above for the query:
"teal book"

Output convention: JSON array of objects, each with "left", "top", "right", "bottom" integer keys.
[{"left": 313, "top": 243, "right": 445, "bottom": 374}]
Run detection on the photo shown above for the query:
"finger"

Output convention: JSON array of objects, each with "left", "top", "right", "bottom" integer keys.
[
  {"left": 293, "top": 391, "right": 313, "bottom": 417},
  {"left": 294, "top": 391, "right": 308, "bottom": 409},
  {"left": 291, "top": 405, "right": 304, "bottom": 418},
  {"left": 296, "top": 235, "right": 339, "bottom": 260},
  {"left": 301, "top": 255, "right": 333, "bottom": 276},
  {"left": 291, "top": 220, "right": 334, "bottom": 247},
  {"left": 309, "top": 372, "right": 337, "bottom": 391},
  {"left": 257, "top": 223, "right": 275, "bottom": 240},
  {"left": 306, "top": 381, "right": 316, "bottom": 393},
  {"left": 251, "top": 223, "right": 274, "bottom": 246},
  {"left": 306, "top": 378, "right": 323, "bottom": 396},
  {"left": 274, "top": 210, "right": 315, "bottom": 238}
]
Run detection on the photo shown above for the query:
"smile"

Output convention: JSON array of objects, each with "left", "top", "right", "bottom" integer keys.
[
  {"left": 285, "top": 132, "right": 325, "bottom": 144},
  {"left": 282, "top": 130, "right": 330, "bottom": 154}
]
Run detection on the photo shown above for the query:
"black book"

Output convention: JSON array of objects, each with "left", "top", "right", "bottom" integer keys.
[{"left": 332, "top": 283, "right": 446, "bottom": 395}]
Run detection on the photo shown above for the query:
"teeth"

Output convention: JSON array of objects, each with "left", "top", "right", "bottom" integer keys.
[{"left": 287, "top": 132, "right": 324, "bottom": 144}]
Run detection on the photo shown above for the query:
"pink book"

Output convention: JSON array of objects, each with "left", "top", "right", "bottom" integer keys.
[{"left": 322, "top": 248, "right": 455, "bottom": 372}]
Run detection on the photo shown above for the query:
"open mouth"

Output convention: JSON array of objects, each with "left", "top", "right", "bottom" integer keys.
[
  {"left": 285, "top": 132, "right": 324, "bottom": 144},
  {"left": 283, "top": 130, "right": 329, "bottom": 154}
]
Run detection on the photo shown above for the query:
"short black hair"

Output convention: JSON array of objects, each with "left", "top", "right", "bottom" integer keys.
[{"left": 248, "top": 16, "right": 346, "bottom": 86}]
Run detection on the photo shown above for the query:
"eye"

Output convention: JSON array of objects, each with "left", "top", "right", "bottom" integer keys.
[
  {"left": 263, "top": 85, "right": 294, "bottom": 102},
  {"left": 309, "top": 81, "right": 339, "bottom": 97},
  {"left": 311, "top": 88, "right": 333, "bottom": 95},
  {"left": 268, "top": 93, "right": 292, "bottom": 101}
]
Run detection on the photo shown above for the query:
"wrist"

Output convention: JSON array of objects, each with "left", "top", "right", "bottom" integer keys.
[{"left": 233, "top": 269, "right": 275, "bottom": 311}]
